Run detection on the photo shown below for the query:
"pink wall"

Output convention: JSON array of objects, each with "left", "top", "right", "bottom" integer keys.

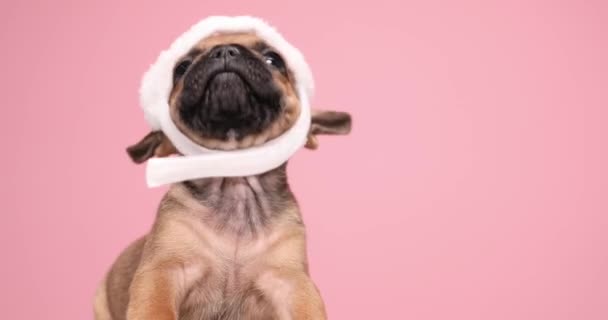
[{"left": 1, "top": 0, "right": 607, "bottom": 319}]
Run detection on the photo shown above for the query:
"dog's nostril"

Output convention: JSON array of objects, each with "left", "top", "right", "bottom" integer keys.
[{"left": 209, "top": 45, "right": 241, "bottom": 59}]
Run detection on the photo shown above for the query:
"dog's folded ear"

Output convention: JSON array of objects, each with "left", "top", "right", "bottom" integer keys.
[
  {"left": 126, "top": 131, "right": 177, "bottom": 164},
  {"left": 305, "top": 109, "right": 352, "bottom": 150}
]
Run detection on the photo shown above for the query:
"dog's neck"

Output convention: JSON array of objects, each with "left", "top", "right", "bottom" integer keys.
[{"left": 177, "top": 164, "right": 298, "bottom": 236}]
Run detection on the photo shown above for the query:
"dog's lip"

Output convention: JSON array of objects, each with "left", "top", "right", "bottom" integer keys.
[
  {"left": 200, "top": 62, "right": 252, "bottom": 94},
  {"left": 207, "top": 70, "right": 244, "bottom": 84}
]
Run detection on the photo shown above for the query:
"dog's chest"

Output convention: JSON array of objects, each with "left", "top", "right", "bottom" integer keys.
[
  {"left": 170, "top": 177, "right": 295, "bottom": 319},
  {"left": 178, "top": 234, "right": 281, "bottom": 320}
]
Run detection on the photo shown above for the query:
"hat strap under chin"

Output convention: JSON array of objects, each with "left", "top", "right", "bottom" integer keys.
[{"left": 145, "top": 86, "right": 311, "bottom": 187}]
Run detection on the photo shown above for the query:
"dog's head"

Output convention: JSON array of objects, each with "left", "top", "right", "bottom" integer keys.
[{"left": 128, "top": 31, "right": 352, "bottom": 163}]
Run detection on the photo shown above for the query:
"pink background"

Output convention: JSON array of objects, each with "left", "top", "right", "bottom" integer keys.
[{"left": 1, "top": 0, "right": 607, "bottom": 319}]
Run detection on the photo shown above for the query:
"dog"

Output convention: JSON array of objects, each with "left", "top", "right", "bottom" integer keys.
[{"left": 94, "top": 31, "right": 351, "bottom": 320}]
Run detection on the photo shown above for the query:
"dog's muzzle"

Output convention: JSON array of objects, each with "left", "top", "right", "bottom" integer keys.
[{"left": 178, "top": 44, "right": 283, "bottom": 140}]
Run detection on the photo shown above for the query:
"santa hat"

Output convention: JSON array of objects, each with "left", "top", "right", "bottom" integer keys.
[{"left": 139, "top": 16, "right": 314, "bottom": 187}]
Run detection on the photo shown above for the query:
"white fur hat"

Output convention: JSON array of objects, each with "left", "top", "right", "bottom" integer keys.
[
  {"left": 138, "top": 16, "right": 314, "bottom": 187},
  {"left": 140, "top": 15, "right": 314, "bottom": 131}
]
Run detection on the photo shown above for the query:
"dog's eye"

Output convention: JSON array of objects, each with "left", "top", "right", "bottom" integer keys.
[
  {"left": 263, "top": 51, "right": 286, "bottom": 71},
  {"left": 174, "top": 60, "right": 192, "bottom": 79}
]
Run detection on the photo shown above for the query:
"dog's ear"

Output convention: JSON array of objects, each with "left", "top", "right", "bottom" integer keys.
[
  {"left": 126, "top": 131, "right": 177, "bottom": 164},
  {"left": 305, "top": 109, "right": 352, "bottom": 149}
]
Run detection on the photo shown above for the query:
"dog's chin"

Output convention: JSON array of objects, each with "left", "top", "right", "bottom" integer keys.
[
  {"left": 179, "top": 71, "right": 282, "bottom": 141},
  {"left": 204, "top": 72, "right": 251, "bottom": 121}
]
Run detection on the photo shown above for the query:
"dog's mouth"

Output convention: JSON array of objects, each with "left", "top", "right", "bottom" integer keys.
[
  {"left": 178, "top": 53, "right": 283, "bottom": 141},
  {"left": 203, "top": 71, "right": 251, "bottom": 121}
]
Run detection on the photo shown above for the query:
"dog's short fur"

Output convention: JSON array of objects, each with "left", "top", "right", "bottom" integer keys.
[{"left": 95, "top": 32, "right": 351, "bottom": 320}]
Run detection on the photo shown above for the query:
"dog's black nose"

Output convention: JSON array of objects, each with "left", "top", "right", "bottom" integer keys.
[{"left": 209, "top": 45, "right": 241, "bottom": 60}]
